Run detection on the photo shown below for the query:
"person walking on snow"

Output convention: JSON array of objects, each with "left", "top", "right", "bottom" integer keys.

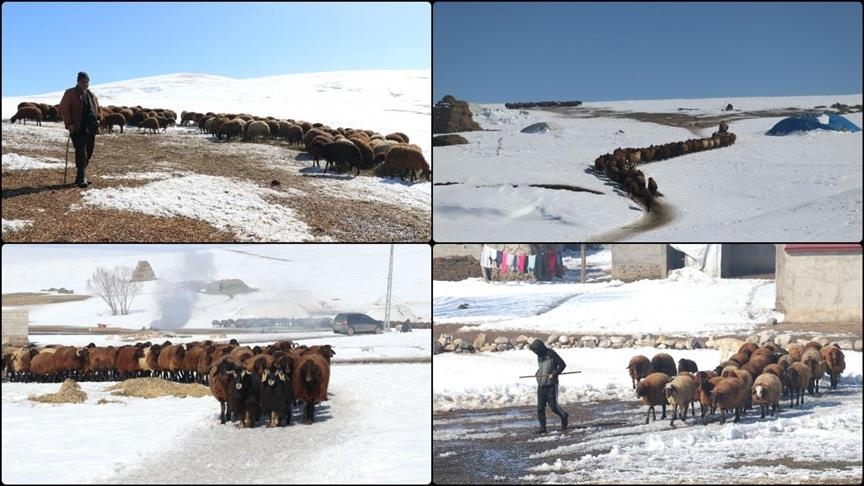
[
  {"left": 59, "top": 71, "right": 101, "bottom": 188},
  {"left": 528, "top": 339, "right": 569, "bottom": 433}
]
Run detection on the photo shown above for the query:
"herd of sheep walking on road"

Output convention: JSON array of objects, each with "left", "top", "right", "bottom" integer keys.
[
  {"left": 629, "top": 340, "right": 846, "bottom": 425},
  {"left": 8, "top": 101, "right": 431, "bottom": 182},
  {"left": 3, "top": 338, "right": 334, "bottom": 428}
]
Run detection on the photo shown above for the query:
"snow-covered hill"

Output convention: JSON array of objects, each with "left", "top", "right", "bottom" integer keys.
[{"left": 1, "top": 70, "right": 431, "bottom": 160}]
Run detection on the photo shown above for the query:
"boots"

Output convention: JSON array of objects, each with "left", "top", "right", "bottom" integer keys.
[
  {"left": 534, "top": 426, "right": 547, "bottom": 434},
  {"left": 75, "top": 167, "right": 89, "bottom": 188},
  {"left": 562, "top": 412, "right": 569, "bottom": 431}
]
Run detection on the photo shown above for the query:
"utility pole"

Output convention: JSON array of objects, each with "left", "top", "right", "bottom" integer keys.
[
  {"left": 385, "top": 244, "right": 394, "bottom": 330},
  {"left": 581, "top": 244, "right": 587, "bottom": 283}
]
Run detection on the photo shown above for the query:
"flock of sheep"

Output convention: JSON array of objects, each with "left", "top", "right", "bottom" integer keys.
[
  {"left": 628, "top": 340, "right": 847, "bottom": 425},
  {"left": 8, "top": 102, "right": 431, "bottom": 182},
  {"left": 592, "top": 122, "right": 738, "bottom": 211},
  {"left": 2, "top": 338, "right": 334, "bottom": 427}
]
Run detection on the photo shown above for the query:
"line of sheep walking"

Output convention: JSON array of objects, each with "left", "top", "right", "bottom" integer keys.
[
  {"left": 592, "top": 122, "right": 737, "bottom": 211},
  {"left": 629, "top": 340, "right": 846, "bottom": 425},
  {"left": 2, "top": 338, "right": 334, "bottom": 427}
]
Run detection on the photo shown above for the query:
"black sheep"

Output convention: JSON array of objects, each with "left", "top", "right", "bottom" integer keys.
[
  {"left": 320, "top": 141, "right": 363, "bottom": 175},
  {"left": 229, "top": 369, "right": 261, "bottom": 428},
  {"left": 260, "top": 365, "right": 292, "bottom": 427}
]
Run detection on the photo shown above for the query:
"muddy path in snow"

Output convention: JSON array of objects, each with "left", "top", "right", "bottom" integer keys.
[
  {"left": 433, "top": 400, "right": 640, "bottom": 484},
  {"left": 586, "top": 198, "right": 675, "bottom": 242}
]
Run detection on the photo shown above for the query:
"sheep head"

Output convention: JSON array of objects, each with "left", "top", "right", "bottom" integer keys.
[{"left": 753, "top": 385, "right": 765, "bottom": 400}]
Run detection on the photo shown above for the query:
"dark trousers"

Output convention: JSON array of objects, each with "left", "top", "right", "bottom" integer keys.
[
  {"left": 537, "top": 384, "right": 566, "bottom": 428},
  {"left": 71, "top": 132, "right": 95, "bottom": 170}
]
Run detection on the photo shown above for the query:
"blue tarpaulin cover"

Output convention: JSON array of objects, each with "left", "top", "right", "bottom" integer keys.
[{"left": 766, "top": 113, "right": 861, "bottom": 135}]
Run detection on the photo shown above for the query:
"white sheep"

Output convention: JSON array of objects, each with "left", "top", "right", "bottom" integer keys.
[
  {"left": 751, "top": 373, "right": 782, "bottom": 418},
  {"left": 706, "top": 336, "right": 746, "bottom": 364},
  {"left": 665, "top": 374, "right": 696, "bottom": 425}
]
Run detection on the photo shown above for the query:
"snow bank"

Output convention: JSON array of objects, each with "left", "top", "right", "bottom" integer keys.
[{"left": 79, "top": 174, "right": 318, "bottom": 242}]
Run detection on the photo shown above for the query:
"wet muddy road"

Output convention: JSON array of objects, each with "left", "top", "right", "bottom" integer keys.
[{"left": 433, "top": 399, "right": 641, "bottom": 484}]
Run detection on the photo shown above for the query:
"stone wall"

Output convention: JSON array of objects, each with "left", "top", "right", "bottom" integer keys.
[{"left": 432, "top": 330, "right": 862, "bottom": 355}]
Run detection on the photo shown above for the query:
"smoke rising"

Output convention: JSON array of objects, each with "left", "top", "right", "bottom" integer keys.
[{"left": 150, "top": 251, "right": 216, "bottom": 329}]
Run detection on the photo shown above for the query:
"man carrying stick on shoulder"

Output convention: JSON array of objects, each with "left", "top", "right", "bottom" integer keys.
[{"left": 528, "top": 338, "right": 569, "bottom": 433}]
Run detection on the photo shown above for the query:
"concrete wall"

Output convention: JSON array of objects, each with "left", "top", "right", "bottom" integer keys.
[
  {"left": 721, "top": 244, "right": 776, "bottom": 277},
  {"left": 611, "top": 244, "right": 668, "bottom": 282},
  {"left": 1, "top": 308, "right": 29, "bottom": 345},
  {"left": 776, "top": 245, "right": 863, "bottom": 323}
]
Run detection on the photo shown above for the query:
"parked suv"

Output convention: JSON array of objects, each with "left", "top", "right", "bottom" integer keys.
[{"left": 332, "top": 312, "right": 384, "bottom": 335}]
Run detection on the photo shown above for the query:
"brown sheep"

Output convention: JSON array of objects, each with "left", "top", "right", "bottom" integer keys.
[
  {"left": 115, "top": 345, "right": 144, "bottom": 380},
  {"left": 719, "top": 121, "right": 729, "bottom": 133},
  {"left": 349, "top": 137, "right": 375, "bottom": 168},
  {"left": 761, "top": 363, "right": 787, "bottom": 396},
  {"left": 711, "top": 377, "right": 747, "bottom": 423},
  {"left": 304, "top": 345, "right": 336, "bottom": 364},
  {"left": 636, "top": 372, "right": 671, "bottom": 424},
  {"left": 647, "top": 177, "right": 658, "bottom": 196},
  {"left": 100, "top": 113, "right": 126, "bottom": 134},
  {"left": 384, "top": 144, "right": 430, "bottom": 182},
  {"left": 385, "top": 132, "right": 409, "bottom": 143},
  {"left": 626, "top": 355, "right": 652, "bottom": 389},
  {"left": 156, "top": 344, "right": 186, "bottom": 381},
  {"left": 821, "top": 345, "right": 845, "bottom": 389},
  {"left": 292, "top": 352, "right": 331, "bottom": 424},
  {"left": 209, "top": 355, "right": 245, "bottom": 424},
  {"left": 282, "top": 124, "right": 304, "bottom": 145},
  {"left": 244, "top": 120, "right": 271, "bottom": 141},
  {"left": 138, "top": 116, "right": 161, "bottom": 134},
  {"left": 243, "top": 353, "right": 275, "bottom": 378},
  {"left": 650, "top": 353, "right": 677, "bottom": 378},
  {"left": 10, "top": 106, "right": 43, "bottom": 126},
  {"left": 698, "top": 375, "right": 724, "bottom": 418},
  {"left": 217, "top": 118, "right": 245, "bottom": 141},
  {"left": 309, "top": 134, "right": 334, "bottom": 168},
  {"left": 181, "top": 345, "right": 207, "bottom": 383},
  {"left": 800, "top": 348, "right": 824, "bottom": 395},
  {"left": 81, "top": 345, "right": 119, "bottom": 381},
  {"left": 785, "top": 362, "right": 811, "bottom": 407}
]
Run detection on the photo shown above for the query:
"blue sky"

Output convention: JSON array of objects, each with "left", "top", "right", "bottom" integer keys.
[
  {"left": 1, "top": 1, "right": 430, "bottom": 96},
  {"left": 434, "top": 2, "right": 863, "bottom": 103}
]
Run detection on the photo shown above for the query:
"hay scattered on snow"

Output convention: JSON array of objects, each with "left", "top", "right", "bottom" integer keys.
[
  {"left": 105, "top": 377, "right": 212, "bottom": 399},
  {"left": 28, "top": 379, "right": 88, "bottom": 404}
]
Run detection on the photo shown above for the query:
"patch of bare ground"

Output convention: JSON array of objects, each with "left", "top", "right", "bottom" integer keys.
[
  {"left": 2, "top": 126, "right": 429, "bottom": 241},
  {"left": 1, "top": 293, "right": 91, "bottom": 306}
]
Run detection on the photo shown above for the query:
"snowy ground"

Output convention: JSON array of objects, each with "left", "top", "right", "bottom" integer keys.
[
  {"left": 1, "top": 244, "right": 432, "bottom": 327},
  {"left": 432, "top": 94, "right": 862, "bottom": 241},
  {"left": 434, "top": 250, "right": 781, "bottom": 336},
  {"left": 432, "top": 250, "right": 862, "bottom": 483},
  {"left": 2, "top": 330, "right": 431, "bottom": 484}
]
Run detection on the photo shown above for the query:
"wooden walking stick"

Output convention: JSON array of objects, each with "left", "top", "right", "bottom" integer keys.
[
  {"left": 63, "top": 134, "right": 70, "bottom": 185},
  {"left": 518, "top": 371, "right": 581, "bottom": 379}
]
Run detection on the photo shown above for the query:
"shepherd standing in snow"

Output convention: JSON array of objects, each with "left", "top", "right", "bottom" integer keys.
[
  {"left": 59, "top": 71, "right": 101, "bottom": 188},
  {"left": 528, "top": 339, "right": 569, "bottom": 433}
]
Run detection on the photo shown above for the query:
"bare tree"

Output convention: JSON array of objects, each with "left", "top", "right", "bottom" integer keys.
[
  {"left": 115, "top": 266, "right": 141, "bottom": 315},
  {"left": 87, "top": 266, "right": 141, "bottom": 316}
]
